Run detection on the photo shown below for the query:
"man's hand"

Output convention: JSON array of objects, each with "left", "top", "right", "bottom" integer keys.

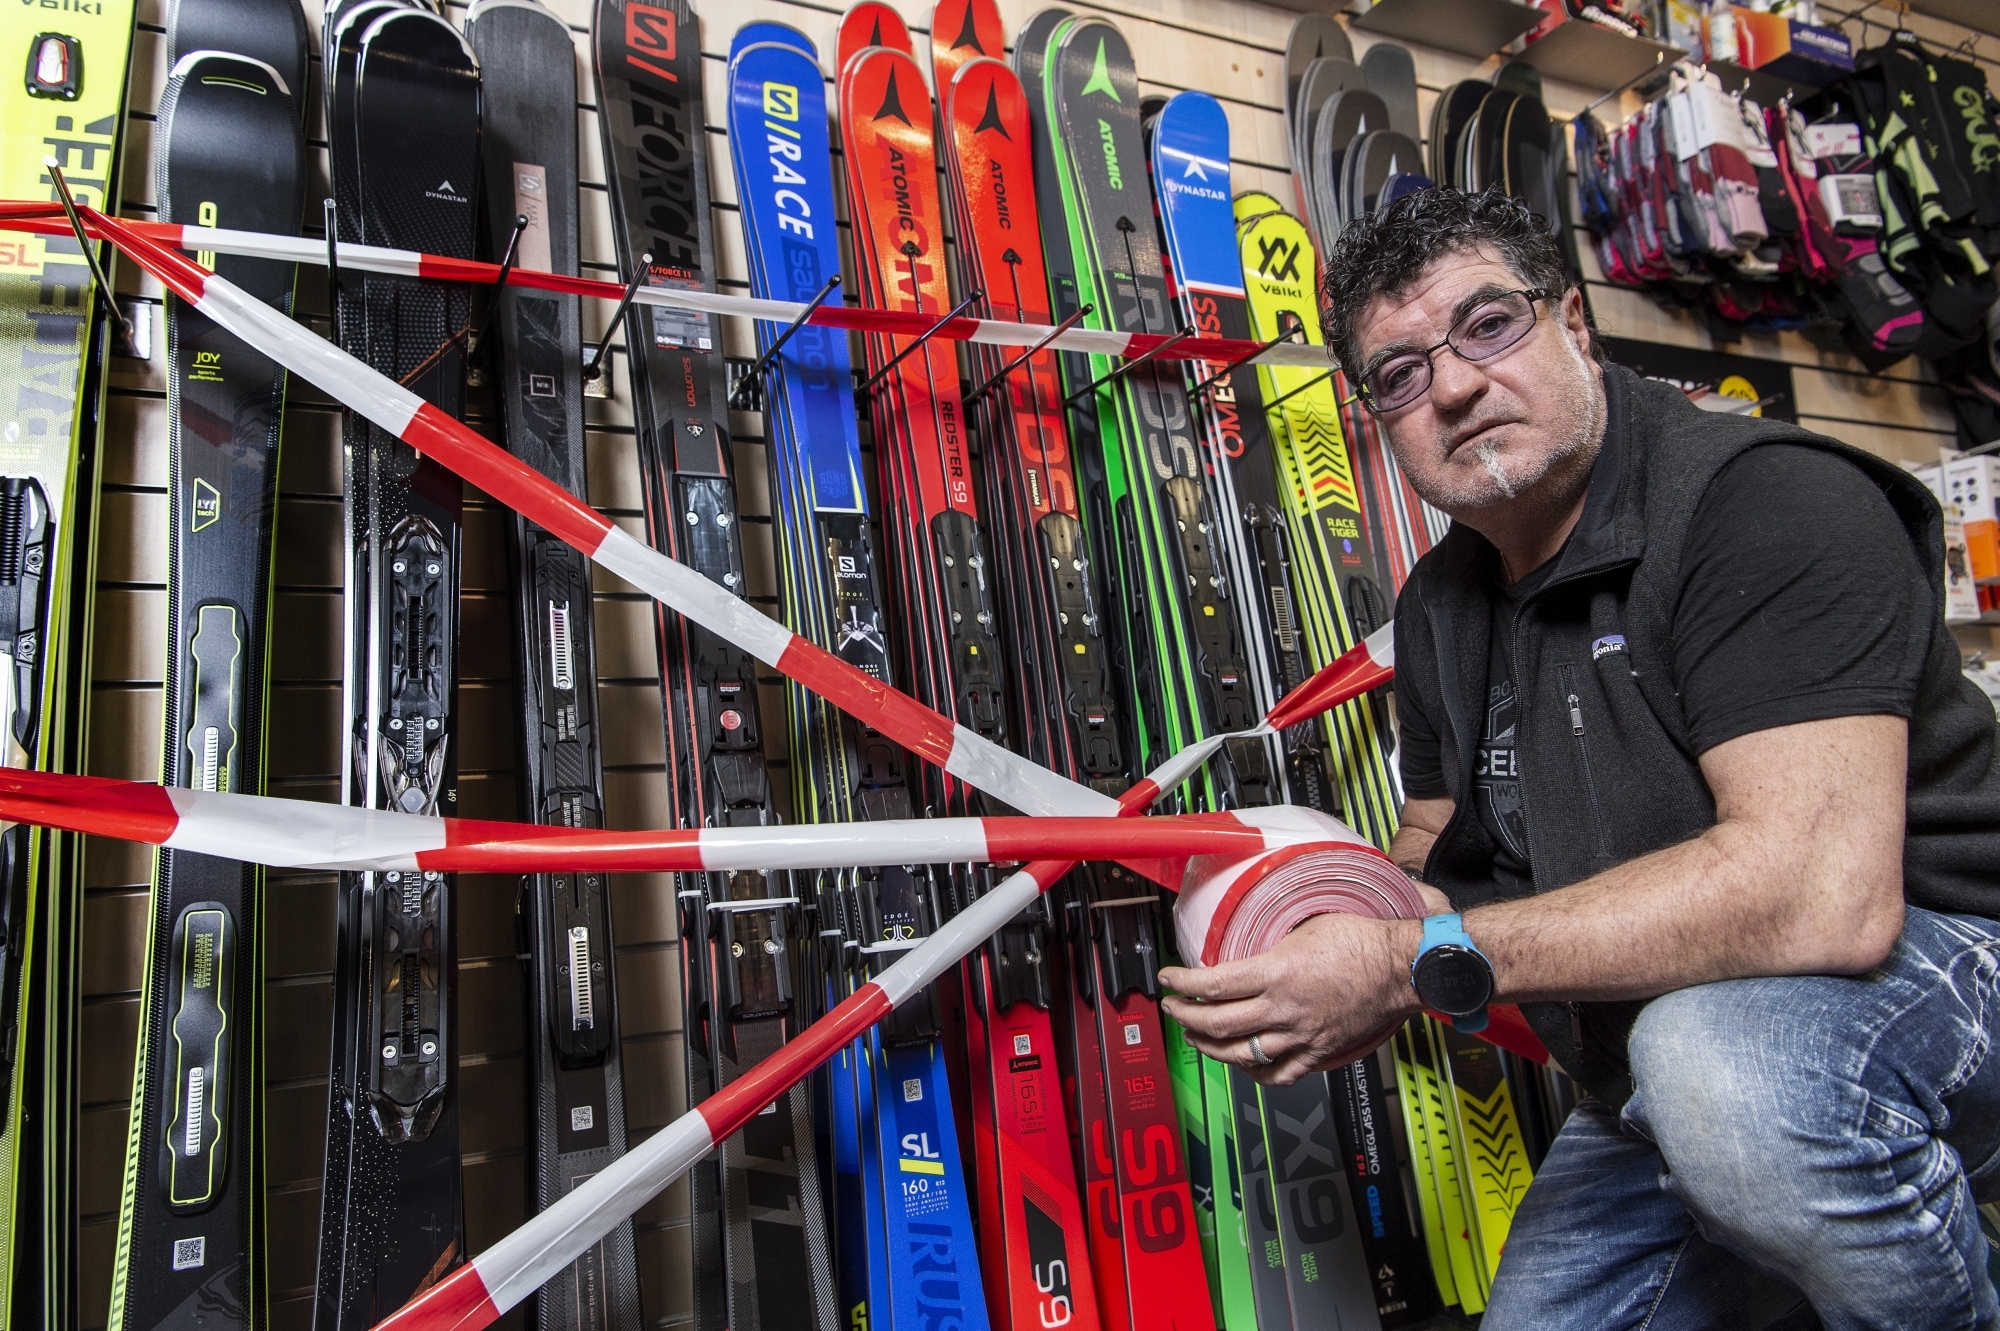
[{"left": 1159, "top": 912, "right": 1423, "bottom": 1085}]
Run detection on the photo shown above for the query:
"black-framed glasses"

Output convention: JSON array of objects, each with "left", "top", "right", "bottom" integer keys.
[{"left": 1357, "top": 288, "right": 1551, "bottom": 414}]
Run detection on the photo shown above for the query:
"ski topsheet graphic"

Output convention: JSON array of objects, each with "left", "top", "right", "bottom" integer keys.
[
  {"left": 109, "top": 39, "right": 305, "bottom": 1331},
  {"left": 0, "top": 0, "right": 134, "bottom": 1320},
  {"left": 468, "top": 0, "right": 646, "bottom": 1327},
  {"left": 313, "top": 9, "right": 479, "bottom": 1326}
]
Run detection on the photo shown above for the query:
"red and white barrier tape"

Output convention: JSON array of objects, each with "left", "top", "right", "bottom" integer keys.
[
  {"left": 40, "top": 207, "right": 1392, "bottom": 841},
  {"left": 67, "top": 206, "right": 1114, "bottom": 822},
  {"left": 0, "top": 202, "right": 1336, "bottom": 369},
  {"left": 17, "top": 206, "right": 1428, "bottom": 1330},
  {"left": 0, "top": 765, "right": 1335, "bottom": 877}
]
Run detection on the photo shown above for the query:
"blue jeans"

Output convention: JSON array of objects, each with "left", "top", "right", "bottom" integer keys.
[{"left": 1483, "top": 907, "right": 2000, "bottom": 1331}]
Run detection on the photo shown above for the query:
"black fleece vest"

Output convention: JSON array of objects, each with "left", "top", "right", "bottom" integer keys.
[{"left": 1394, "top": 366, "right": 2000, "bottom": 1101}]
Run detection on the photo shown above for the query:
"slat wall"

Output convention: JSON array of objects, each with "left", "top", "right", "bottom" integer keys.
[{"left": 82, "top": 0, "right": 1998, "bottom": 1325}]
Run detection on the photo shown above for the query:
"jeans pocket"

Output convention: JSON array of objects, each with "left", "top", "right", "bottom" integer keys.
[{"left": 1862, "top": 1095, "right": 1928, "bottom": 1141}]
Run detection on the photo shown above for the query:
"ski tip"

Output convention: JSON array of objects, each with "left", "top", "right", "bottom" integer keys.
[{"left": 370, "top": 1262, "right": 500, "bottom": 1331}]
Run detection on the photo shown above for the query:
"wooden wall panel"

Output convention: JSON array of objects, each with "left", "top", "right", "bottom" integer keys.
[{"left": 76, "top": 0, "right": 1997, "bottom": 1325}]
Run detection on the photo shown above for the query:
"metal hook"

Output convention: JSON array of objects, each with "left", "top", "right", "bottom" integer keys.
[
  {"left": 859, "top": 289, "right": 982, "bottom": 397},
  {"left": 323, "top": 198, "right": 342, "bottom": 350},
  {"left": 42, "top": 157, "right": 131, "bottom": 345},
  {"left": 1063, "top": 328, "right": 1197, "bottom": 408},
  {"left": 583, "top": 253, "right": 652, "bottom": 385},
  {"left": 965, "top": 304, "right": 1093, "bottom": 405},
  {"left": 470, "top": 213, "right": 530, "bottom": 371},
  {"left": 1260, "top": 368, "right": 1345, "bottom": 414},
  {"left": 727, "top": 273, "right": 842, "bottom": 410},
  {"left": 1579, "top": 50, "right": 1672, "bottom": 119},
  {"left": 1184, "top": 326, "right": 1303, "bottom": 401}
]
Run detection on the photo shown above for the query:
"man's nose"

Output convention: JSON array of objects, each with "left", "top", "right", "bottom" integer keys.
[{"left": 1428, "top": 346, "right": 1487, "bottom": 412}]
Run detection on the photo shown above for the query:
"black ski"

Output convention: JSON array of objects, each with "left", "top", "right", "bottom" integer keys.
[
  {"left": 467, "top": 1, "right": 646, "bottom": 1327},
  {"left": 314, "top": 11, "right": 479, "bottom": 1326},
  {"left": 108, "top": 38, "right": 306, "bottom": 1331},
  {"left": 592, "top": 6, "right": 826, "bottom": 1331}
]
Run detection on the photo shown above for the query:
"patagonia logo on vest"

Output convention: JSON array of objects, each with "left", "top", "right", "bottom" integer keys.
[{"left": 1592, "top": 634, "right": 1628, "bottom": 661}]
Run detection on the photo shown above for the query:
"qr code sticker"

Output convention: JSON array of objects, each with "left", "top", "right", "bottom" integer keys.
[
  {"left": 1124, "top": 1023, "right": 1142, "bottom": 1046},
  {"left": 1013, "top": 1034, "right": 1032, "bottom": 1057},
  {"left": 172, "top": 1237, "right": 205, "bottom": 1271},
  {"left": 903, "top": 1078, "right": 923, "bottom": 1103},
  {"left": 571, "top": 1105, "right": 595, "bottom": 1132}
]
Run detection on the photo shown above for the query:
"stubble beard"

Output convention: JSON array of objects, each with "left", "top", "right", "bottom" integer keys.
[{"left": 1404, "top": 326, "right": 1605, "bottom": 516}]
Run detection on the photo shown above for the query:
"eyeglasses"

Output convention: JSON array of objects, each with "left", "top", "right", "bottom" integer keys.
[{"left": 1357, "top": 288, "right": 1550, "bottom": 414}]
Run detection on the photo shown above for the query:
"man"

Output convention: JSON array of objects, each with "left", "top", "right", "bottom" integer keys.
[{"left": 1159, "top": 187, "right": 2000, "bottom": 1330}]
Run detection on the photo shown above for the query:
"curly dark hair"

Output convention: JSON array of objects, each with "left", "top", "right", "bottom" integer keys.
[{"left": 1319, "top": 186, "right": 1598, "bottom": 382}]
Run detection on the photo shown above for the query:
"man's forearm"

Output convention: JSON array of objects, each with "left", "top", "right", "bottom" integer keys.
[
  {"left": 1406, "top": 815, "right": 1904, "bottom": 1005},
  {"left": 1389, "top": 718, "right": 1906, "bottom": 1005},
  {"left": 1390, "top": 823, "right": 1437, "bottom": 878}
]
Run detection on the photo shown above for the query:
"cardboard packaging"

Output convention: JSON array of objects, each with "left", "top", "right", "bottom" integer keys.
[
  {"left": 1945, "top": 457, "right": 2000, "bottom": 583},
  {"left": 1910, "top": 464, "right": 1983, "bottom": 624},
  {"left": 1732, "top": 12, "right": 1854, "bottom": 86}
]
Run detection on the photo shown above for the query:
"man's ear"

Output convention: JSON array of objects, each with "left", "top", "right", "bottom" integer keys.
[{"left": 1560, "top": 285, "right": 1592, "bottom": 347}]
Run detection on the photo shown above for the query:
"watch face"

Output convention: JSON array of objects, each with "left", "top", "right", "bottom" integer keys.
[{"left": 1413, "top": 944, "right": 1493, "bottom": 1016}]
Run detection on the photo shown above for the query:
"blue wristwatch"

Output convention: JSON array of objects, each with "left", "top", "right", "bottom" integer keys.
[{"left": 1410, "top": 913, "right": 1494, "bottom": 1034}]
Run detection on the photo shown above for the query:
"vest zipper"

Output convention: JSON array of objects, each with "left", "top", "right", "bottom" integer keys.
[{"left": 1556, "top": 663, "right": 1612, "bottom": 860}]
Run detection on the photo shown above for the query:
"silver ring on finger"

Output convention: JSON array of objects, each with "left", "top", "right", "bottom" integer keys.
[{"left": 1248, "top": 1033, "right": 1274, "bottom": 1066}]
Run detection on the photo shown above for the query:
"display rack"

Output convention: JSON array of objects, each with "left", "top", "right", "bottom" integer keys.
[
  {"left": 1349, "top": 0, "right": 1545, "bottom": 60},
  {"left": 1904, "top": 0, "right": 2000, "bottom": 38},
  {"left": 1519, "top": 19, "right": 1686, "bottom": 90}
]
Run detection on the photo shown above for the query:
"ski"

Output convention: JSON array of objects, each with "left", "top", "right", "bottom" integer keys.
[
  {"left": 314, "top": 10, "right": 479, "bottom": 1325},
  {"left": 723, "top": 29, "right": 886, "bottom": 1331},
  {"left": 1386, "top": 1027, "right": 1463, "bottom": 1313},
  {"left": 1218, "top": 1062, "right": 1288, "bottom": 1330},
  {"left": 1234, "top": 196, "right": 1458, "bottom": 1324},
  {"left": 1017, "top": 18, "right": 1228, "bottom": 1330},
  {"left": 1435, "top": 1022, "right": 1533, "bottom": 1298},
  {"left": 834, "top": 1, "right": 910, "bottom": 74},
  {"left": 108, "top": 38, "right": 304, "bottom": 1331},
  {"left": 1232, "top": 200, "right": 1398, "bottom": 847},
  {"left": 1042, "top": 16, "right": 1268, "bottom": 809},
  {"left": 1254, "top": 1074, "right": 1378, "bottom": 1328},
  {"left": 1146, "top": 100, "right": 1405, "bottom": 1330},
  {"left": 1403, "top": 1019, "right": 1485, "bottom": 1314},
  {"left": 593, "top": 4, "right": 814, "bottom": 1330},
  {"left": 466, "top": 2, "right": 646, "bottom": 1327},
  {"left": 1158, "top": 1016, "right": 1225, "bottom": 1326},
  {"left": 935, "top": 33, "right": 1110, "bottom": 1331},
  {"left": 838, "top": 39, "right": 1001, "bottom": 1331},
  {"left": 1327, "top": 1052, "right": 1440, "bottom": 1327},
  {"left": 1149, "top": 93, "right": 1336, "bottom": 823},
  {"left": 1008, "top": 20, "right": 1164, "bottom": 1329},
  {"left": 1, "top": 3, "right": 134, "bottom": 1321}
]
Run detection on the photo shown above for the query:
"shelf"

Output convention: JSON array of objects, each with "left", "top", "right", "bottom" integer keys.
[
  {"left": 1904, "top": 0, "right": 2000, "bottom": 38},
  {"left": 1519, "top": 20, "right": 1685, "bottom": 91},
  {"left": 1707, "top": 58, "right": 1828, "bottom": 106},
  {"left": 1349, "top": 0, "right": 1547, "bottom": 61}
]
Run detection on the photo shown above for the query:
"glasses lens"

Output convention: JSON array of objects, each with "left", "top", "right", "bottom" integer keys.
[
  {"left": 1450, "top": 293, "right": 1537, "bottom": 362},
  {"left": 1366, "top": 354, "right": 1432, "bottom": 412}
]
